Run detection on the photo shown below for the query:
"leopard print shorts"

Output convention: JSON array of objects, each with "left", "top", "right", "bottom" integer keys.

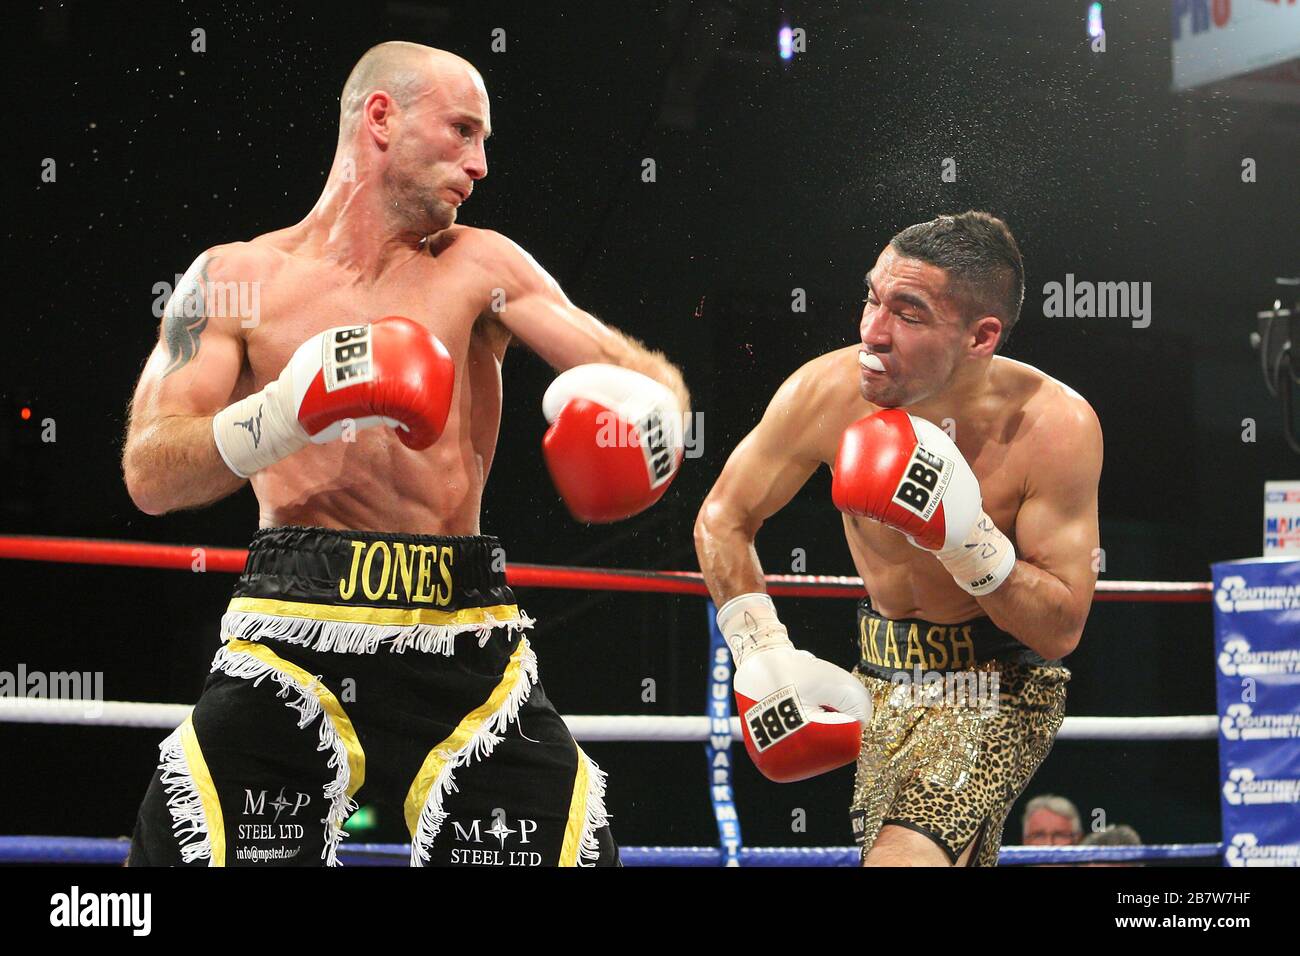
[{"left": 850, "top": 661, "right": 1069, "bottom": 866}]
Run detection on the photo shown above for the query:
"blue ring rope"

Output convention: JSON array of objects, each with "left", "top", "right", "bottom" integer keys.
[{"left": 0, "top": 836, "right": 1225, "bottom": 866}]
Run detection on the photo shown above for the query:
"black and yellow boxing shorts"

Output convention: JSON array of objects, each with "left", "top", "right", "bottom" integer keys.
[
  {"left": 128, "top": 527, "right": 618, "bottom": 867},
  {"left": 850, "top": 599, "right": 1069, "bottom": 867}
]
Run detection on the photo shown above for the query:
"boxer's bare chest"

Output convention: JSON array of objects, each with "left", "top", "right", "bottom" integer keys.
[
  {"left": 232, "top": 233, "right": 511, "bottom": 533},
  {"left": 237, "top": 240, "right": 502, "bottom": 394},
  {"left": 840, "top": 419, "right": 1028, "bottom": 551},
  {"left": 818, "top": 372, "right": 1037, "bottom": 620}
]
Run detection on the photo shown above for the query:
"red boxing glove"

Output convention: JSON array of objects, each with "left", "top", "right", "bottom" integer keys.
[
  {"left": 541, "top": 364, "right": 684, "bottom": 523},
  {"left": 213, "top": 316, "right": 454, "bottom": 478},
  {"left": 717, "top": 593, "right": 872, "bottom": 783},
  {"left": 832, "top": 409, "right": 1016, "bottom": 595},
  {"left": 295, "top": 316, "right": 454, "bottom": 451}
]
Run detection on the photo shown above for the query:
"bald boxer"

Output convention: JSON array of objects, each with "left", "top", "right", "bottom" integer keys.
[
  {"left": 696, "top": 211, "right": 1101, "bottom": 866},
  {"left": 123, "top": 42, "right": 688, "bottom": 867}
]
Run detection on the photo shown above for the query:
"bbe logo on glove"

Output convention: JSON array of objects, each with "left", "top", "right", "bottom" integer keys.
[
  {"left": 892, "top": 445, "right": 952, "bottom": 521},
  {"left": 322, "top": 326, "right": 374, "bottom": 392},
  {"left": 744, "top": 685, "right": 809, "bottom": 751},
  {"left": 833, "top": 410, "right": 1017, "bottom": 595},
  {"left": 543, "top": 364, "right": 685, "bottom": 523},
  {"left": 637, "top": 410, "right": 675, "bottom": 488},
  {"left": 850, "top": 809, "right": 868, "bottom": 846}
]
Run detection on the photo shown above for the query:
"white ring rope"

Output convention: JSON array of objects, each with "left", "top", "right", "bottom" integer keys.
[{"left": 0, "top": 697, "right": 1218, "bottom": 741}]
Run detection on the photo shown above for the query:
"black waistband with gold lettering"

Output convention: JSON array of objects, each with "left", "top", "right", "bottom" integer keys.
[
  {"left": 855, "top": 598, "right": 1051, "bottom": 678},
  {"left": 220, "top": 526, "right": 528, "bottom": 654}
]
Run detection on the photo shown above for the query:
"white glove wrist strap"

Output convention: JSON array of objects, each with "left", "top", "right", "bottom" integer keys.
[
  {"left": 716, "top": 592, "right": 793, "bottom": 667},
  {"left": 212, "top": 375, "right": 309, "bottom": 479},
  {"left": 937, "top": 512, "right": 1017, "bottom": 596}
]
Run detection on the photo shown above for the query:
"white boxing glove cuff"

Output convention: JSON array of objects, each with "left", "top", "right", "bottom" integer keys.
[
  {"left": 716, "top": 592, "right": 793, "bottom": 667},
  {"left": 211, "top": 377, "right": 308, "bottom": 478},
  {"left": 937, "top": 512, "right": 1017, "bottom": 595},
  {"left": 542, "top": 364, "right": 685, "bottom": 461}
]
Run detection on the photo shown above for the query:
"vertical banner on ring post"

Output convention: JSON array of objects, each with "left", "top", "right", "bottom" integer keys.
[
  {"left": 706, "top": 601, "right": 744, "bottom": 866},
  {"left": 1212, "top": 557, "right": 1300, "bottom": 867}
]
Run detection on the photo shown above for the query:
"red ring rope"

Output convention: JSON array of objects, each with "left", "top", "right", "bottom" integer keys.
[{"left": 0, "top": 535, "right": 1211, "bottom": 602}]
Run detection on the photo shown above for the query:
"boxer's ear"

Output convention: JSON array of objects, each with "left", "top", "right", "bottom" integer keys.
[
  {"left": 363, "top": 91, "right": 398, "bottom": 147},
  {"left": 968, "top": 316, "right": 1002, "bottom": 357}
]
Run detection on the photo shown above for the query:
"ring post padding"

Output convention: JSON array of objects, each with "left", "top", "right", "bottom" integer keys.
[{"left": 705, "top": 601, "right": 743, "bottom": 866}]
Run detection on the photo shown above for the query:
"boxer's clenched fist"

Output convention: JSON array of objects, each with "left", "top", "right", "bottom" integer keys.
[
  {"left": 832, "top": 408, "right": 1016, "bottom": 595},
  {"left": 541, "top": 363, "right": 684, "bottom": 523},
  {"left": 718, "top": 592, "right": 872, "bottom": 783},
  {"left": 212, "top": 316, "right": 454, "bottom": 478}
]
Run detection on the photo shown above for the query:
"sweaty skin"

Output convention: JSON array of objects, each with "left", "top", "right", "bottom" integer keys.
[
  {"left": 123, "top": 44, "right": 688, "bottom": 533},
  {"left": 695, "top": 244, "right": 1102, "bottom": 866},
  {"left": 696, "top": 246, "right": 1102, "bottom": 658},
  {"left": 699, "top": 343, "right": 1099, "bottom": 630}
]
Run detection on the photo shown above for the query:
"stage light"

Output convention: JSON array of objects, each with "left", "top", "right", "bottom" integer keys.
[{"left": 1087, "top": 3, "right": 1104, "bottom": 39}]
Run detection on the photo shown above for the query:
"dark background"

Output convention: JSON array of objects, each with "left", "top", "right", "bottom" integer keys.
[{"left": 2, "top": 0, "right": 1297, "bottom": 855}]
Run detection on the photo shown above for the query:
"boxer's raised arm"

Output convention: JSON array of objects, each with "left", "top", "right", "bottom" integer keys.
[
  {"left": 473, "top": 230, "right": 689, "bottom": 416},
  {"left": 696, "top": 356, "right": 838, "bottom": 604},
  {"left": 122, "top": 249, "right": 248, "bottom": 515}
]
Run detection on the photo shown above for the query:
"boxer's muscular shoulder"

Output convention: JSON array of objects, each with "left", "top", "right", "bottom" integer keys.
[
  {"left": 428, "top": 228, "right": 520, "bottom": 349},
  {"left": 436, "top": 226, "right": 545, "bottom": 292},
  {"left": 996, "top": 357, "right": 1101, "bottom": 465},
  {"left": 788, "top": 345, "right": 871, "bottom": 408},
  {"left": 201, "top": 238, "right": 284, "bottom": 284},
  {"left": 773, "top": 345, "right": 872, "bottom": 464},
  {"left": 173, "top": 240, "right": 286, "bottom": 318},
  {"left": 158, "top": 241, "right": 272, "bottom": 368}
]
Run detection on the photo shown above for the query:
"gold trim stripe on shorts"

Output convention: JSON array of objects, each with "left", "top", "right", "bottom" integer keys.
[
  {"left": 559, "top": 747, "right": 592, "bottom": 867},
  {"left": 403, "top": 638, "right": 531, "bottom": 838},
  {"left": 226, "top": 596, "right": 521, "bottom": 629},
  {"left": 225, "top": 638, "right": 366, "bottom": 798},
  {"left": 178, "top": 714, "right": 225, "bottom": 866}
]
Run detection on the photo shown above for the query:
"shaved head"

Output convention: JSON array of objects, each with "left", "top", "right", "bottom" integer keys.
[{"left": 339, "top": 42, "right": 482, "bottom": 137}]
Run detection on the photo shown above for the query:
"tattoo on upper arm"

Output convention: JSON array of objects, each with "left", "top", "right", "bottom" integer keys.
[{"left": 162, "top": 256, "right": 217, "bottom": 377}]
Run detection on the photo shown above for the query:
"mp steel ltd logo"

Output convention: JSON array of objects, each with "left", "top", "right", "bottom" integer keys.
[
  {"left": 449, "top": 813, "right": 542, "bottom": 865},
  {"left": 1220, "top": 704, "right": 1300, "bottom": 742},
  {"left": 242, "top": 787, "right": 312, "bottom": 823},
  {"left": 1222, "top": 767, "right": 1300, "bottom": 807},
  {"left": 1215, "top": 576, "right": 1300, "bottom": 614},
  {"left": 1217, "top": 637, "right": 1300, "bottom": 677}
]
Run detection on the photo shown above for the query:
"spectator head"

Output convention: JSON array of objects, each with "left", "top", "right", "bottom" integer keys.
[
  {"left": 1080, "top": 824, "right": 1143, "bottom": 867},
  {"left": 1022, "top": 794, "right": 1083, "bottom": 845}
]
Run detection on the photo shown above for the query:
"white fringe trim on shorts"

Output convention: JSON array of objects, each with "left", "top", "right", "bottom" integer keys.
[
  {"left": 573, "top": 748, "right": 612, "bottom": 867},
  {"left": 157, "top": 722, "right": 213, "bottom": 865},
  {"left": 409, "top": 639, "right": 540, "bottom": 866},
  {"left": 219, "top": 608, "right": 535, "bottom": 655},
  {"left": 207, "top": 643, "right": 356, "bottom": 866}
]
